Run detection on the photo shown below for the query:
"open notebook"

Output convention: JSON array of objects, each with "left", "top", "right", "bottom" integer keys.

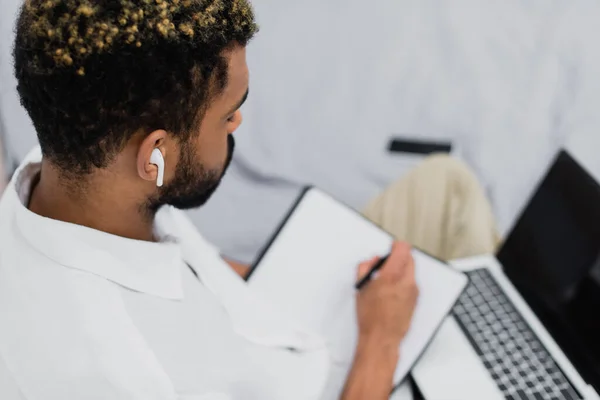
[{"left": 246, "top": 187, "right": 468, "bottom": 390}]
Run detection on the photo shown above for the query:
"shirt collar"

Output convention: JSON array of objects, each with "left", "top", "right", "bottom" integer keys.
[
  {"left": 11, "top": 148, "right": 184, "bottom": 300},
  {"left": 7, "top": 148, "right": 329, "bottom": 355}
]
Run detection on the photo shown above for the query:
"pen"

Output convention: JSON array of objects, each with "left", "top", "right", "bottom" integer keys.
[{"left": 355, "top": 255, "right": 390, "bottom": 290}]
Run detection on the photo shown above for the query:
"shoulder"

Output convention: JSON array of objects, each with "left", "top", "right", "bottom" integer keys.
[
  {"left": 0, "top": 252, "right": 177, "bottom": 400},
  {"left": 0, "top": 352, "right": 26, "bottom": 400}
]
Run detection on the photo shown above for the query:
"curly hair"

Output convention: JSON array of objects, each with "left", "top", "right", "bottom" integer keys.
[{"left": 13, "top": 0, "right": 258, "bottom": 176}]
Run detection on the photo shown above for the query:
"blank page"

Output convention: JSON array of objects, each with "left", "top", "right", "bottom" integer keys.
[{"left": 248, "top": 187, "right": 468, "bottom": 388}]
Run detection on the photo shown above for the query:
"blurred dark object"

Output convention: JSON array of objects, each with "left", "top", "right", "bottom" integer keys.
[{"left": 387, "top": 138, "right": 452, "bottom": 155}]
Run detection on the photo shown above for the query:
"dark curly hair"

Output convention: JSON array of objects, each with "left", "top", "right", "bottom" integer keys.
[{"left": 13, "top": 0, "right": 258, "bottom": 176}]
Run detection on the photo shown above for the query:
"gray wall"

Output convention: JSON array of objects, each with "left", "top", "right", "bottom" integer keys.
[
  {"left": 1, "top": 0, "right": 38, "bottom": 171},
  {"left": 2, "top": 0, "right": 600, "bottom": 240}
]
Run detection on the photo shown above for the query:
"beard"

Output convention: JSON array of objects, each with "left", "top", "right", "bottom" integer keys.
[{"left": 146, "top": 134, "right": 235, "bottom": 213}]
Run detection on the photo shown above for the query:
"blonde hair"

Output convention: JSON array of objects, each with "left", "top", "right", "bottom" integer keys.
[
  {"left": 21, "top": 0, "right": 257, "bottom": 76},
  {"left": 14, "top": 0, "right": 257, "bottom": 175}
]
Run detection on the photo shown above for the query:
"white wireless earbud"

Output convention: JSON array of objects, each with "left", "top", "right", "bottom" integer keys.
[{"left": 149, "top": 148, "right": 164, "bottom": 187}]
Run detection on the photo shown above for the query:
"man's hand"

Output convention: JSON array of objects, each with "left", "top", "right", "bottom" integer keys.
[
  {"left": 341, "top": 241, "right": 419, "bottom": 400},
  {"left": 223, "top": 258, "right": 251, "bottom": 278},
  {"left": 356, "top": 241, "right": 418, "bottom": 350}
]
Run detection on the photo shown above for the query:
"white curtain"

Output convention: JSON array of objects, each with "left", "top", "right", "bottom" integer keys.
[
  {"left": 188, "top": 0, "right": 600, "bottom": 262},
  {"left": 2, "top": 0, "right": 600, "bottom": 258}
]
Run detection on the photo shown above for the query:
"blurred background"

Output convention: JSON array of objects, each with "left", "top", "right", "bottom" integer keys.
[{"left": 2, "top": 0, "right": 600, "bottom": 263}]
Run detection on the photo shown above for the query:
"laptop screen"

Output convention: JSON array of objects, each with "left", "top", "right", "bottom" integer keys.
[{"left": 498, "top": 150, "right": 600, "bottom": 391}]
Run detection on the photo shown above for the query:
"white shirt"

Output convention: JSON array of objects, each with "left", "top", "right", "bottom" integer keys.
[{"left": 0, "top": 148, "right": 332, "bottom": 400}]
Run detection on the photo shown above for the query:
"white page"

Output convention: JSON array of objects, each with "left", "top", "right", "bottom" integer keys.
[{"left": 248, "top": 187, "right": 468, "bottom": 390}]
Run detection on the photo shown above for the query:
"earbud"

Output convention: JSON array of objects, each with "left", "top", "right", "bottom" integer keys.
[{"left": 149, "top": 148, "right": 164, "bottom": 187}]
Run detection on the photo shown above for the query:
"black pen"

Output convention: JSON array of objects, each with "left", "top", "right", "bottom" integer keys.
[{"left": 355, "top": 255, "right": 390, "bottom": 290}]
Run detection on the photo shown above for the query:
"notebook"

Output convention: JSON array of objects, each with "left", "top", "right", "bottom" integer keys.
[{"left": 246, "top": 186, "right": 468, "bottom": 390}]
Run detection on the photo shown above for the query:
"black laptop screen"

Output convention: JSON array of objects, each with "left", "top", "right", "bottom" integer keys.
[{"left": 498, "top": 151, "right": 600, "bottom": 390}]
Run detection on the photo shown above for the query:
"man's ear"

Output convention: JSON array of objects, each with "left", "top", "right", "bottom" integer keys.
[{"left": 137, "top": 130, "right": 168, "bottom": 184}]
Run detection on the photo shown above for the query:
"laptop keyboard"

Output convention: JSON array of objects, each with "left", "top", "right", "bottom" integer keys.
[{"left": 453, "top": 268, "right": 582, "bottom": 400}]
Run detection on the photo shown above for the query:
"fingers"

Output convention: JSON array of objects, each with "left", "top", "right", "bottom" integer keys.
[
  {"left": 405, "top": 251, "right": 415, "bottom": 282},
  {"left": 357, "top": 256, "right": 379, "bottom": 281},
  {"left": 380, "top": 241, "right": 412, "bottom": 280},
  {"left": 357, "top": 241, "right": 415, "bottom": 284}
]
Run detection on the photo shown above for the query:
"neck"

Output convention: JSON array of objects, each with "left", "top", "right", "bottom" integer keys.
[{"left": 28, "top": 161, "right": 156, "bottom": 242}]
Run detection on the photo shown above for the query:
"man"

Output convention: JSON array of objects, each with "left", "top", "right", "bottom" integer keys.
[{"left": 0, "top": 1, "right": 420, "bottom": 399}]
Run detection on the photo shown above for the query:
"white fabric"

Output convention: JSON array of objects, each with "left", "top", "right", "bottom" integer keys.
[
  {"left": 186, "top": 0, "right": 600, "bottom": 263},
  {"left": 3, "top": 0, "right": 600, "bottom": 264},
  {"left": 0, "top": 136, "right": 6, "bottom": 192},
  {"left": 0, "top": 148, "right": 332, "bottom": 400}
]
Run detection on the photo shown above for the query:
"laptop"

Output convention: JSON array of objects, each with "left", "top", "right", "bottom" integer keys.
[{"left": 412, "top": 150, "right": 600, "bottom": 400}]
